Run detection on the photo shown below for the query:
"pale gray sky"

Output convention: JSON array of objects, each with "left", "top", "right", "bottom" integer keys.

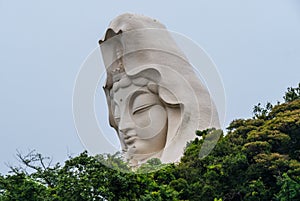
[{"left": 1, "top": 0, "right": 300, "bottom": 173}]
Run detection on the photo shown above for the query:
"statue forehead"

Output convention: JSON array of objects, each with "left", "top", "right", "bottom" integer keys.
[{"left": 113, "top": 83, "right": 139, "bottom": 103}]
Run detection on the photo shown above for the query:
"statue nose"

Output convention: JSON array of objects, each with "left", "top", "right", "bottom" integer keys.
[{"left": 119, "top": 118, "right": 135, "bottom": 133}]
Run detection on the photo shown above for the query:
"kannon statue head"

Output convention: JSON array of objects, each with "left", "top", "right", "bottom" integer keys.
[{"left": 99, "top": 13, "right": 220, "bottom": 167}]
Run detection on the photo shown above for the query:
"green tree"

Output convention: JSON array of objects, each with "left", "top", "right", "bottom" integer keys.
[
  {"left": 283, "top": 83, "right": 300, "bottom": 102},
  {"left": 275, "top": 173, "right": 300, "bottom": 201}
]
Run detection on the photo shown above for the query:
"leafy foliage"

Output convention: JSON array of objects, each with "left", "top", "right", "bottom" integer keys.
[
  {"left": 1, "top": 83, "right": 300, "bottom": 200},
  {"left": 283, "top": 83, "right": 300, "bottom": 103}
]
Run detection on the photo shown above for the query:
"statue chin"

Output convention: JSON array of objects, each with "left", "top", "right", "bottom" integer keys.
[{"left": 125, "top": 150, "right": 163, "bottom": 167}]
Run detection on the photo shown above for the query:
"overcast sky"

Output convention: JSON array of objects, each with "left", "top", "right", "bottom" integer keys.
[{"left": 1, "top": 0, "right": 300, "bottom": 173}]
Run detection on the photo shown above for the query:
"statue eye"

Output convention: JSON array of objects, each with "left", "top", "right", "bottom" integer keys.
[{"left": 132, "top": 104, "right": 154, "bottom": 115}]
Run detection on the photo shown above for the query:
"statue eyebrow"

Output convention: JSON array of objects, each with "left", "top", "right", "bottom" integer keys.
[
  {"left": 131, "top": 92, "right": 158, "bottom": 111},
  {"left": 132, "top": 103, "right": 155, "bottom": 115}
]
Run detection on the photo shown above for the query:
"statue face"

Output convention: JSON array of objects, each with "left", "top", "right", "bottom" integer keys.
[{"left": 112, "top": 80, "right": 167, "bottom": 161}]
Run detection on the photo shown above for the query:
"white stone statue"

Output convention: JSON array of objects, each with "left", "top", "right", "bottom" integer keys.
[{"left": 99, "top": 13, "right": 220, "bottom": 167}]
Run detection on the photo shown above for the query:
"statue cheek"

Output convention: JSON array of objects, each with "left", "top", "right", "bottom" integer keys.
[
  {"left": 132, "top": 110, "right": 151, "bottom": 128},
  {"left": 135, "top": 105, "right": 167, "bottom": 139}
]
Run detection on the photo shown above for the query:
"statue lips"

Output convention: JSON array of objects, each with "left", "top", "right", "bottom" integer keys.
[
  {"left": 124, "top": 136, "right": 137, "bottom": 145},
  {"left": 123, "top": 130, "right": 138, "bottom": 146}
]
